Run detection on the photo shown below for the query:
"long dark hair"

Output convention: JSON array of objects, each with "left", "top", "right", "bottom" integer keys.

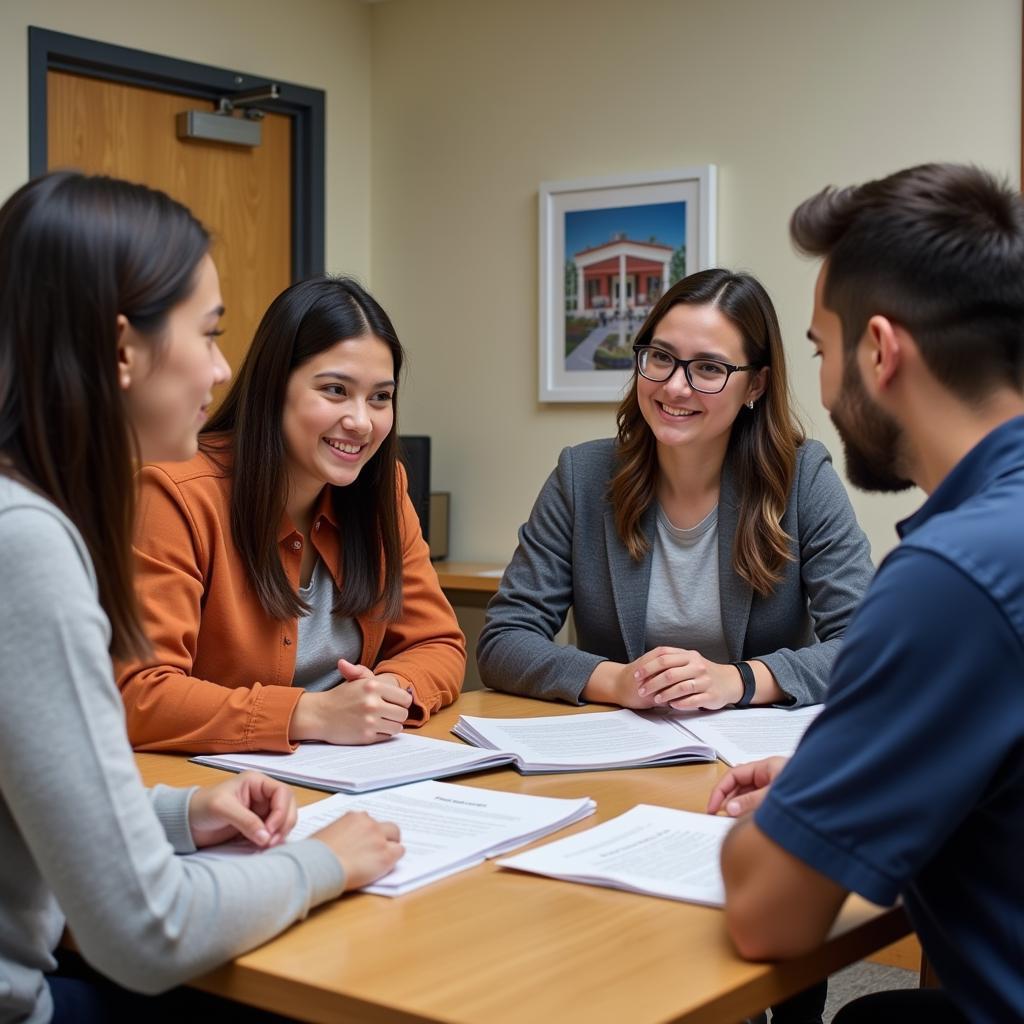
[
  {"left": 0, "top": 171, "right": 210, "bottom": 658},
  {"left": 609, "top": 268, "right": 804, "bottom": 596},
  {"left": 202, "top": 277, "right": 406, "bottom": 622}
]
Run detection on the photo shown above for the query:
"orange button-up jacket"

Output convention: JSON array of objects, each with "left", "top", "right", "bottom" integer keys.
[{"left": 117, "top": 450, "right": 466, "bottom": 753}]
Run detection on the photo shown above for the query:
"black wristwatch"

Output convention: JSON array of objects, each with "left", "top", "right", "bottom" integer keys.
[{"left": 732, "top": 661, "right": 756, "bottom": 707}]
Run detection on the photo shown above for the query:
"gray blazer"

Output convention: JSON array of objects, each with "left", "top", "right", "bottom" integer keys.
[{"left": 477, "top": 438, "right": 874, "bottom": 707}]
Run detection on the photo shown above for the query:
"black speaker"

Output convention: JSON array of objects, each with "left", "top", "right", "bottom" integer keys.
[{"left": 398, "top": 435, "right": 431, "bottom": 542}]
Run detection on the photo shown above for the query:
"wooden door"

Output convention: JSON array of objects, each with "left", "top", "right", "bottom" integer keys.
[{"left": 47, "top": 70, "right": 292, "bottom": 381}]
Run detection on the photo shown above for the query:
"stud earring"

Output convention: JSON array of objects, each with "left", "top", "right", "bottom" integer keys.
[{"left": 746, "top": 400, "right": 755, "bottom": 410}]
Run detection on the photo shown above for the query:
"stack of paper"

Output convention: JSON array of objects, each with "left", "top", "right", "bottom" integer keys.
[
  {"left": 196, "top": 780, "right": 596, "bottom": 896},
  {"left": 452, "top": 709, "right": 715, "bottom": 772},
  {"left": 497, "top": 804, "right": 733, "bottom": 906},
  {"left": 192, "top": 733, "right": 515, "bottom": 793}
]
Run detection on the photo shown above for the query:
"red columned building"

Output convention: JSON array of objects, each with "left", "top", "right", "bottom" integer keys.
[{"left": 573, "top": 235, "right": 673, "bottom": 315}]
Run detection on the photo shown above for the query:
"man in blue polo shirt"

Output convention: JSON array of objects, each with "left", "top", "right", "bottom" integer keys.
[{"left": 711, "top": 163, "right": 1024, "bottom": 1023}]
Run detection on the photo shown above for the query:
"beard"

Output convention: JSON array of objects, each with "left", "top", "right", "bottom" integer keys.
[{"left": 830, "top": 360, "right": 914, "bottom": 493}]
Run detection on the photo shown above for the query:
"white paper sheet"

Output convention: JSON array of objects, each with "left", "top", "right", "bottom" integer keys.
[
  {"left": 666, "top": 705, "right": 825, "bottom": 765},
  {"left": 498, "top": 804, "right": 733, "bottom": 906}
]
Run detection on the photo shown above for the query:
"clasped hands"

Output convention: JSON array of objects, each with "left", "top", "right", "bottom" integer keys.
[
  {"left": 588, "top": 646, "right": 745, "bottom": 711},
  {"left": 291, "top": 658, "right": 414, "bottom": 745}
]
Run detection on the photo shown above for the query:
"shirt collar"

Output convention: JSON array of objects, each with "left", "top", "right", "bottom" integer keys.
[
  {"left": 277, "top": 485, "right": 340, "bottom": 542},
  {"left": 897, "top": 415, "right": 1024, "bottom": 540}
]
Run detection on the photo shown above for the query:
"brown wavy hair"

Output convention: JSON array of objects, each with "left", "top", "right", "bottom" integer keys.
[
  {"left": 0, "top": 171, "right": 209, "bottom": 659},
  {"left": 609, "top": 268, "right": 804, "bottom": 596},
  {"left": 201, "top": 277, "right": 405, "bottom": 622}
]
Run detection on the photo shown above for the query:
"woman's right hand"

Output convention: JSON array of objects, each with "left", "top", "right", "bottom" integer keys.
[
  {"left": 290, "top": 670, "right": 412, "bottom": 745},
  {"left": 312, "top": 811, "right": 404, "bottom": 890},
  {"left": 582, "top": 657, "right": 658, "bottom": 708}
]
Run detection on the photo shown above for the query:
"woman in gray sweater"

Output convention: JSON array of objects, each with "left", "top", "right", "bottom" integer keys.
[{"left": 0, "top": 172, "right": 403, "bottom": 1023}]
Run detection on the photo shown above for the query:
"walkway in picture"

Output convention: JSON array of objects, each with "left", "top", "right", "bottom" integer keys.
[{"left": 564, "top": 200, "right": 687, "bottom": 372}]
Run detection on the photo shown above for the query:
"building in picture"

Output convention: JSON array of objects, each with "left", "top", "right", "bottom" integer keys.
[{"left": 573, "top": 235, "right": 673, "bottom": 316}]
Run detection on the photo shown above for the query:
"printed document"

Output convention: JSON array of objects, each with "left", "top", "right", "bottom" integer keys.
[
  {"left": 193, "top": 733, "right": 513, "bottom": 793},
  {"left": 667, "top": 704, "right": 824, "bottom": 765},
  {"left": 196, "top": 779, "right": 596, "bottom": 896},
  {"left": 497, "top": 804, "right": 733, "bottom": 906},
  {"left": 452, "top": 709, "right": 714, "bottom": 772}
]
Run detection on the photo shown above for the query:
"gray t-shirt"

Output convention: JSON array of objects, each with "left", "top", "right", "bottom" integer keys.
[
  {"left": 295, "top": 558, "right": 362, "bottom": 691},
  {"left": 0, "top": 476, "right": 345, "bottom": 1024},
  {"left": 644, "top": 504, "right": 730, "bottom": 662}
]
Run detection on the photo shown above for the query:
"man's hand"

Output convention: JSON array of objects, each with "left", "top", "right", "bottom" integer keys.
[{"left": 707, "top": 756, "right": 789, "bottom": 817}]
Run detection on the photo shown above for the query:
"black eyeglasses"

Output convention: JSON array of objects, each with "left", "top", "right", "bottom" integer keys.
[{"left": 632, "top": 345, "right": 760, "bottom": 394}]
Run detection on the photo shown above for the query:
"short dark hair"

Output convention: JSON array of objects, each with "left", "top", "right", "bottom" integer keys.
[
  {"left": 202, "top": 277, "right": 406, "bottom": 622},
  {"left": 0, "top": 171, "right": 209, "bottom": 660},
  {"left": 790, "top": 162, "right": 1024, "bottom": 398}
]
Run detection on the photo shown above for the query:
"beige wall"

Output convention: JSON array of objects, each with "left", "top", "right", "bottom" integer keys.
[
  {"left": 370, "top": 0, "right": 1021, "bottom": 566},
  {"left": 2, "top": 0, "right": 1020, "bottom": 652},
  {"left": 0, "top": 0, "right": 373, "bottom": 280}
]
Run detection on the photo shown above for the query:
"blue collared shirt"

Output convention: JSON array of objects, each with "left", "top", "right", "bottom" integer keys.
[{"left": 756, "top": 416, "right": 1024, "bottom": 1024}]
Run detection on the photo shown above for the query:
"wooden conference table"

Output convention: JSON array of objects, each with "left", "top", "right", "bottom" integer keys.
[{"left": 136, "top": 692, "right": 910, "bottom": 1024}]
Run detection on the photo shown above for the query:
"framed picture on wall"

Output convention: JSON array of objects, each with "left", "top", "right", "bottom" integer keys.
[{"left": 538, "top": 165, "right": 717, "bottom": 403}]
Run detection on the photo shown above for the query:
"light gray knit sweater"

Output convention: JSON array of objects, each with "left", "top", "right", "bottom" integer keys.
[{"left": 0, "top": 476, "right": 345, "bottom": 1023}]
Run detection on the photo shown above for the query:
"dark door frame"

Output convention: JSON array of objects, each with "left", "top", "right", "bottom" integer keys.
[{"left": 28, "top": 26, "right": 325, "bottom": 279}]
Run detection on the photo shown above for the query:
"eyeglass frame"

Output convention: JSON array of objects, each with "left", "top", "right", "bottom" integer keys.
[{"left": 631, "top": 344, "right": 762, "bottom": 395}]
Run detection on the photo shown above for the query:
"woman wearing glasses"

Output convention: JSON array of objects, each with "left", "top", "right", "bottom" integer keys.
[
  {"left": 478, "top": 268, "right": 873, "bottom": 714},
  {"left": 480, "top": 267, "right": 865, "bottom": 1024}
]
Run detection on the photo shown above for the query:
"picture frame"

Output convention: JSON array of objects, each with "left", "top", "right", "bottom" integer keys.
[{"left": 538, "top": 165, "right": 717, "bottom": 403}]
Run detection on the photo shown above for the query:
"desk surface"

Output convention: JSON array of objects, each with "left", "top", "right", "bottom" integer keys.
[
  {"left": 432, "top": 561, "right": 505, "bottom": 594},
  {"left": 138, "top": 692, "right": 908, "bottom": 1024}
]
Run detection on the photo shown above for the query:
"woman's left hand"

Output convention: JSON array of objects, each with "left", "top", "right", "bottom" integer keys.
[
  {"left": 188, "top": 770, "right": 298, "bottom": 849},
  {"left": 634, "top": 647, "right": 744, "bottom": 710}
]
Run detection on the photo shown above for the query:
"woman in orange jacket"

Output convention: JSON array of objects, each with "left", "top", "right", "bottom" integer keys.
[{"left": 119, "top": 277, "right": 466, "bottom": 753}]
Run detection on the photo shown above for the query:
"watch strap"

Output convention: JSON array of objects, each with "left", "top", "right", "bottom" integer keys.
[{"left": 732, "top": 661, "right": 756, "bottom": 707}]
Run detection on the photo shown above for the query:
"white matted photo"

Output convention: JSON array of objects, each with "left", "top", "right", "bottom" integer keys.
[{"left": 538, "top": 166, "right": 716, "bottom": 402}]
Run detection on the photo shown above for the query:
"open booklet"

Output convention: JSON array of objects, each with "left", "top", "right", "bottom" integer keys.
[
  {"left": 193, "top": 779, "right": 596, "bottom": 896},
  {"left": 195, "top": 710, "right": 716, "bottom": 793},
  {"left": 451, "top": 708, "right": 715, "bottom": 773},
  {"left": 497, "top": 803, "right": 733, "bottom": 906},
  {"left": 192, "top": 733, "right": 517, "bottom": 793},
  {"left": 453, "top": 704, "right": 824, "bottom": 774},
  {"left": 193, "top": 704, "right": 822, "bottom": 795},
  {"left": 667, "top": 704, "right": 824, "bottom": 766}
]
